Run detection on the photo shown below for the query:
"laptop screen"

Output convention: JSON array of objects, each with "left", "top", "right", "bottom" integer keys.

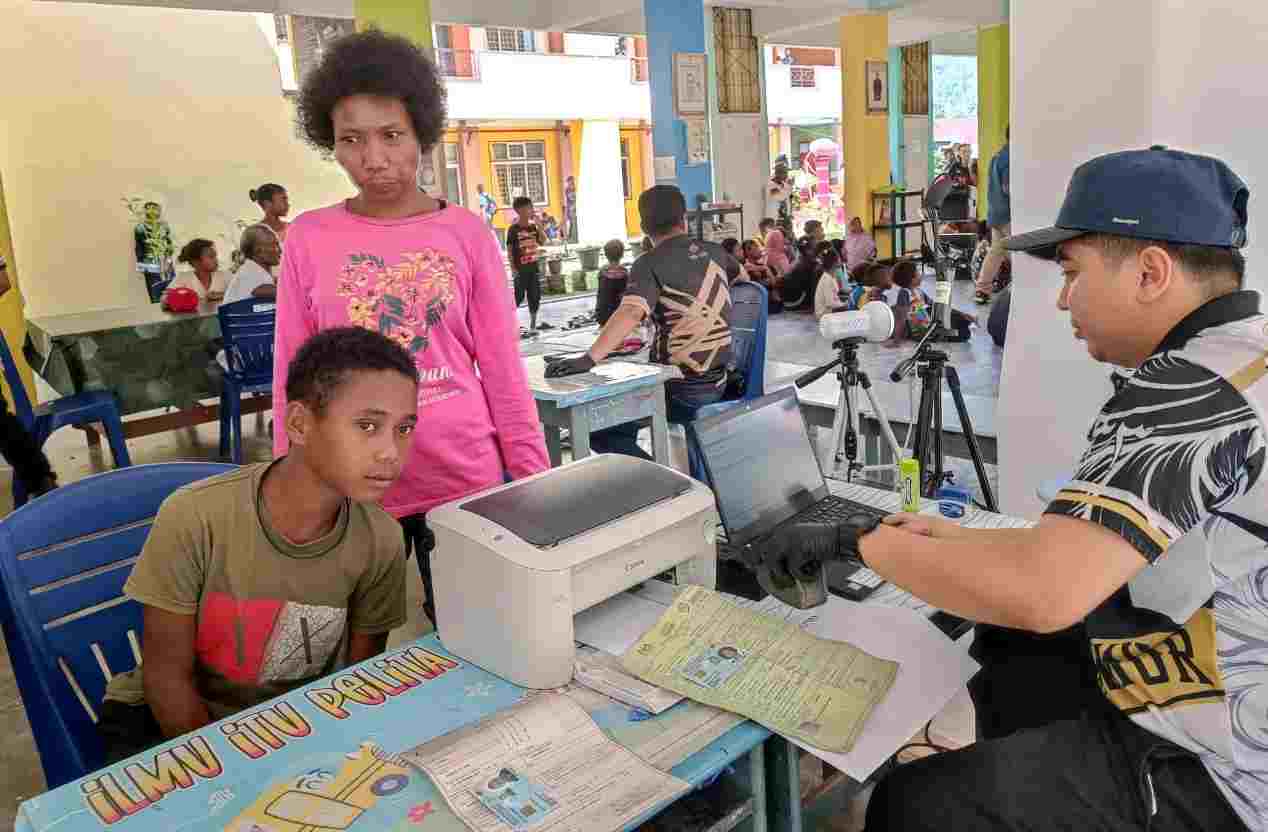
[{"left": 691, "top": 388, "right": 828, "bottom": 545}]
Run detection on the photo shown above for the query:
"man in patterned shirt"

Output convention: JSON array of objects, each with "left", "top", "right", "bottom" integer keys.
[
  {"left": 761, "top": 147, "right": 1259, "bottom": 830},
  {"left": 546, "top": 185, "right": 739, "bottom": 459}
]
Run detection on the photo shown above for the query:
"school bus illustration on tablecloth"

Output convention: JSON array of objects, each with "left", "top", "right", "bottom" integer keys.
[{"left": 229, "top": 742, "right": 412, "bottom": 832}]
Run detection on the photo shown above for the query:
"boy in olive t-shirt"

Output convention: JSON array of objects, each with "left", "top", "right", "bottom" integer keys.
[{"left": 98, "top": 327, "right": 420, "bottom": 762}]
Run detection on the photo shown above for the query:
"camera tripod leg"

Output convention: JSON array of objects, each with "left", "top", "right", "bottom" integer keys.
[{"left": 946, "top": 366, "right": 998, "bottom": 512}]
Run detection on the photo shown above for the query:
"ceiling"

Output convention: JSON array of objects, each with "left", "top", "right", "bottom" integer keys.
[{"left": 34, "top": 0, "right": 1006, "bottom": 47}]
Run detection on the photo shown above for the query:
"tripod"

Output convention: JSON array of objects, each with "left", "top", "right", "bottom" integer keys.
[
  {"left": 891, "top": 323, "right": 998, "bottom": 512},
  {"left": 796, "top": 339, "right": 904, "bottom": 484}
]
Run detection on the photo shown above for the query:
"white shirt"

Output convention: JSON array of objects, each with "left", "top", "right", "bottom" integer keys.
[
  {"left": 166, "top": 270, "right": 228, "bottom": 300},
  {"left": 222, "top": 260, "right": 274, "bottom": 305}
]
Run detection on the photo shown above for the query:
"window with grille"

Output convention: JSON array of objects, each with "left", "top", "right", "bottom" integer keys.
[
  {"left": 790, "top": 66, "right": 816, "bottom": 88},
  {"left": 443, "top": 143, "right": 464, "bottom": 207},
  {"left": 713, "top": 8, "right": 761, "bottom": 113},
  {"left": 619, "top": 139, "right": 632, "bottom": 200},
  {"left": 492, "top": 142, "right": 549, "bottom": 206},
  {"left": 486, "top": 27, "right": 535, "bottom": 53}
]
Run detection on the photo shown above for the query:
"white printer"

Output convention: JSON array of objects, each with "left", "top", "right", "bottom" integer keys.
[{"left": 428, "top": 454, "right": 718, "bottom": 689}]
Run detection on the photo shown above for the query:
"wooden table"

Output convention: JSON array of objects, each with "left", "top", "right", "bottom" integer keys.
[
  {"left": 24, "top": 301, "right": 269, "bottom": 442},
  {"left": 523, "top": 355, "right": 679, "bottom": 466}
]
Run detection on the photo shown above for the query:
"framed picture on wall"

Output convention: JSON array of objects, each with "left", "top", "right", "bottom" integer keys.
[
  {"left": 673, "top": 53, "right": 708, "bottom": 116},
  {"left": 865, "top": 60, "right": 888, "bottom": 114}
]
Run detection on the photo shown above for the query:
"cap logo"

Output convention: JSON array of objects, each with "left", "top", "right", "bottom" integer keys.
[{"left": 1112, "top": 217, "right": 1141, "bottom": 226}]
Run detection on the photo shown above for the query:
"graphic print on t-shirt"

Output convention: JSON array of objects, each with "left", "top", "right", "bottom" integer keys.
[
  {"left": 337, "top": 250, "right": 456, "bottom": 356},
  {"left": 196, "top": 593, "right": 348, "bottom": 685}
]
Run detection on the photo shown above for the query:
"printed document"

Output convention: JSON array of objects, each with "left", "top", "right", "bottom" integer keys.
[
  {"left": 403, "top": 693, "right": 688, "bottom": 832},
  {"left": 622, "top": 586, "right": 899, "bottom": 752}
]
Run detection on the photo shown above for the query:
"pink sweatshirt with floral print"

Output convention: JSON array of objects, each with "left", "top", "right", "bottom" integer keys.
[{"left": 272, "top": 201, "right": 548, "bottom": 519}]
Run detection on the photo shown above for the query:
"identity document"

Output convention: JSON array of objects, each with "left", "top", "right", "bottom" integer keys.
[
  {"left": 622, "top": 586, "right": 899, "bottom": 752},
  {"left": 404, "top": 693, "right": 689, "bottom": 831}
]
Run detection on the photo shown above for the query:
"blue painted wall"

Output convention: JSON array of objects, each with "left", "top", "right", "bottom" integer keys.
[
  {"left": 644, "top": 0, "right": 713, "bottom": 203},
  {"left": 888, "top": 46, "right": 903, "bottom": 186}
]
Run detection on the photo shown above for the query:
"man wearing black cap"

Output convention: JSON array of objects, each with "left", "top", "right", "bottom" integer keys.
[
  {"left": 757, "top": 147, "right": 1258, "bottom": 829},
  {"left": 546, "top": 185, "right": 739, "bottom": 457}
]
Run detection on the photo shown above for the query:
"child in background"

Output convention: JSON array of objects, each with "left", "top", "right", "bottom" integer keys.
[
  {"left": 721, "top": 237, "right": 741, "bottom": 261},
  {"left": 98, "top": 328, "right": 415, "bottom": 762},
  {"left": 595, "top": 239, "right": 629, "bottom": 326},
  {"left": 506, "top": 196, "right": 546, "bottom": 331},
  {"left": 840, "top": 261, "right": 892, "bottom": 311},
  {"left": 804, "top": 219, "right": 826, "bottom": 246},
  {"left": 889, "top": 259, "right": 974, "bottom": 344},
  {"left": 813, "top": 247, "right": 847, "bottom": 320}
]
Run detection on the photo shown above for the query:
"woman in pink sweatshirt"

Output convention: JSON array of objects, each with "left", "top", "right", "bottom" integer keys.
[{"left": 275, "top": 30, "right": 549, "bottom": 623}]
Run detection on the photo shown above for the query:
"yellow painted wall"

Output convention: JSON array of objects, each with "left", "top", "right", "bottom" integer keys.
[
  {"left": 0, "top": 171, "right": 33, "bottom": 405},
  {"left": 0, "top": 0, "right": 354, "bottom": 316},
  {"left": 478, "top": 130, "right": 566, "bottom": 232},
  {"left": 619, "top": 129, "right": 647, "bottom": 238},
  {"left": 840, "top": 14, "right": 891, "bottom": 251},
  {"left": 354, "top": 0, "right": 432, "bottom": 48},
  {"left": 977, "top": 24, "right": 1010, "bottom": 221}
]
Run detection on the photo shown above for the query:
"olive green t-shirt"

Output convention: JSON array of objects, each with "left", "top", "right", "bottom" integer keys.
[{"left": 104, "top": 462, "right": 406, "bottom": 719}]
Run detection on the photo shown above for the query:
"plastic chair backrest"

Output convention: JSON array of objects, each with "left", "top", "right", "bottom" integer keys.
[
  {"left": 0, "top": 462, "right": 236, "bottom": 786},
  {"left": 728, "top": 281, "right": 768, "bottom": 400},
  {"left": 0, "top": 331, "right": 36, "bottom": 429},
  {"left": 217, "top": 298, "right": 276, "bottom": 385}
]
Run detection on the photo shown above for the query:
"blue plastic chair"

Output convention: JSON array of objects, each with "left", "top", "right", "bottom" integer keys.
[
  {"left": 727, "top": 280, "right": 769, "bottom": 402},
  {"left": 0, "top": 462, "right": 235, "bottom": 787},
  {"left": 0, "top": 333, "right": 132, "bottom": 507},
  {"left": 217, "top": 298, "right": 276, "bottom": 463}
]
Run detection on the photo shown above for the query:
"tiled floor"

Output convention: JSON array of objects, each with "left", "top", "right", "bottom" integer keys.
[{"left": 0, "top": 271, "right": 1002, "bottom": 828}]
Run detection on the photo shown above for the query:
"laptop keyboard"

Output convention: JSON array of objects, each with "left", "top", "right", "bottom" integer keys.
[{"left": 793, "top": 495, "right": 889, "bottom": 525}]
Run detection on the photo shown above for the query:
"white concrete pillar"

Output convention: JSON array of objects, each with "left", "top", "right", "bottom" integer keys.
[{"left": 576, "top": 120, "right": 628, "bottom": 246}]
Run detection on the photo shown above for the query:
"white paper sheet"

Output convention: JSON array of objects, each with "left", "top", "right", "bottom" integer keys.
[
  {"left": 785, "top": 599, "right": 979, "bottom": 781},
  {"left": 574, "top": 591, "right": 669, "bottom": 657}
]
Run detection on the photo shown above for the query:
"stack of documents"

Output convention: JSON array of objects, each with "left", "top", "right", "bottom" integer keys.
[
  {"left": 620, "top": 586, "right": 898, "bottom": 752},
  {"left": 574, "top": 644, "right": 683, "bottom": 714}
]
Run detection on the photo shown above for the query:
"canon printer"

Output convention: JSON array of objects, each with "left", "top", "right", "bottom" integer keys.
[{"left": 428, "top": 454, "right": 718, "bottom": 688}]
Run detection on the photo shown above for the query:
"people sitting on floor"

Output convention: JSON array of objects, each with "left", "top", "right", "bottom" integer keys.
[
  {"left": 543, "top": 185, "right": 737, "bottom": 455},
  {"left": 595, "top": 239, "right": 629, "bottom": 326},
  {"left": 721, "top": 237, "right": 741, "bottom": 265},
  {"left": 803, "top": 219, "right": 826, "bottom": 247},
  {"left": 760, "top": 217, "right": 791, "bottom": 277},
  {"left": 742, "top": 239, "right": 780, "bottom": 299},
  {"left": 162, "top": 239, "right": 228, "bottom": 307},
  {"left": 889, "top": 259, "right": 974, "bottom": 344},
  {"left": 779, "top": 237, "right": 821, "bottom": 312},
  {"left": 95, "top": 327, "right": 416, "bottom": 763},
  {"left": 842, "top": 216, "right": 877, "bottom": 271},
  {"left": 222, "top": 225, "right": 279, "bottom": 304},
  {"left": 813, "top": 246, "right": 848, "bottom": 320}
]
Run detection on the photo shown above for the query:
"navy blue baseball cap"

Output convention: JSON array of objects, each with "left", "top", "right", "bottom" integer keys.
[{"left": 1004, "top": 146, "right": 1249, "bottom": 260}]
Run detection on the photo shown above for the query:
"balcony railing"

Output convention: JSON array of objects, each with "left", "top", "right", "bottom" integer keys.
[
  {"left": 630, "top": 57, "right": 649, "bottom": 84},
  {"left": 436, "top": 48, "right": 480, "bottom": 81}
]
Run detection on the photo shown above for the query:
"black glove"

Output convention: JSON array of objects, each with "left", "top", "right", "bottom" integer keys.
[
  {"left": 759, "top": 513, "right": 879, "bottom": 588},
  {"left": 544, "top": 353, "right": 596, "bottom": 378}
]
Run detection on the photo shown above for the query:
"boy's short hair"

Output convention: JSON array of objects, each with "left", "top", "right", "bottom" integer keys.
[
  {"left": 638, "top": 185, "right": 687, "bottom": 237},
  {"left": 759, "top": 218, "right": 776, "bottom": 231},
  {"left": 720, "top": 237, "right": 740, "bottom": 256},
  {"left": 603, "top": 239, "right": 626, "bottom": 263},
  {"left": 862, "top": 263, "right": 893, "bottom": 287},
  {"left": 512, "top": 196, "right": 533, "bottom": 211},
  {"left": 890, "top": 260, "right": 919, "bottom": 288},
  {"left": 286, "top": 327, "right": 419, "bottom": 414},
  {"left": 804, "top": 220, "right": 824, "bottom": 235}
]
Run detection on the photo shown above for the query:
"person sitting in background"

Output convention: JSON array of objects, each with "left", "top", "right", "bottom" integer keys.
[
  {"left": 0, "top": 255, "right": 57, "bottom": 499},
  {"left": 889, "top": 259, "right": 974, "bottom": 344},
  {"left": 804, "top": 219, "right": 826, "bottom": 247},
  {"left": 741, "top": 239, "right": 776, "bottom": 285},
  {"left": 839, "top": 261, "right": 891, "bottom": 312},
  {"left": 97, "top": 327, "right": 414, "bottom": 762},
  {"left": 813, "top": 246, "right": 847, "bottom": 320},
  {"left": 162, "top": 239, "right": 227, "bottom": 305},
  {"left": 763, "top": 219, "right": 791, "bottom": 278},
  {"left": 779, "top": 237, "right": 820, "bottom": 312},
  {"left": 842, "top": 216, "right": 877, "bottom": 271},
  {"left": 721, "top": 237, "right": 741, "bottom": 263},
  {"left": 595, "top": 239, "right": 629, "bottom": 326},
  {"left": 250, "top": 184, "right": 290, "bottom": 255},
  {"left": 223, "top": 225, "right": 279, "bottom": 304}
]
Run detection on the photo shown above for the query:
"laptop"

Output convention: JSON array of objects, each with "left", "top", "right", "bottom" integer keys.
[{"left": 689, "top": 387, "right": 888, "bottom": 601}]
